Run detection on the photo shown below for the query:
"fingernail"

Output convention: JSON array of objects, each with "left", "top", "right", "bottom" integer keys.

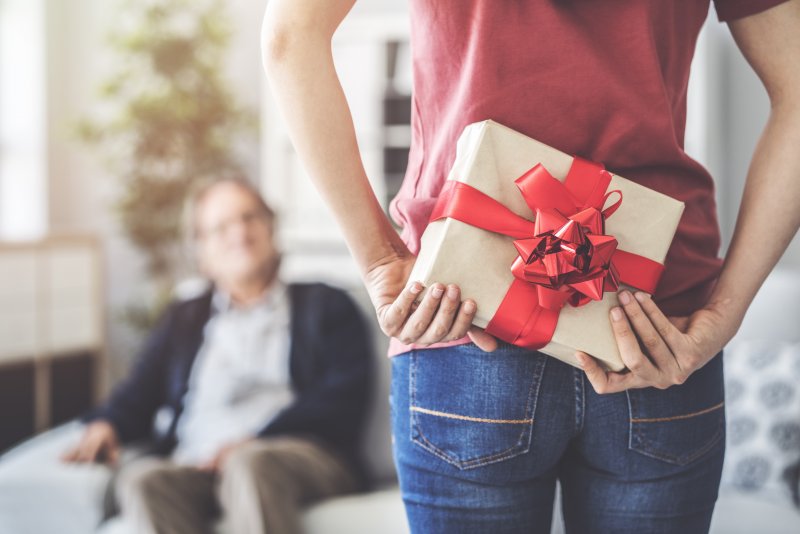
[
  {"left": 611, "top": 307, "right": 623, "bottom": 321},
  {"left": 409, "top": 282, "right": 422, "bottom": 294},
  {"left": 618, "top": 291, "right": 631, "bottom": 305},
  {"left": 431, "top": 285, "right": 444, "bottom": 298},
  {"left": 446, "top": 285, "right": 458, "bottom": 299},
  {"left": 463, "top": 300, "right": 475, "bottom": 313},
  {"left": 634, "top": 291, "right": 648, "bottom": 303},
  {"left": 574, "top": 352, "right": 586, "bottom": 367}
]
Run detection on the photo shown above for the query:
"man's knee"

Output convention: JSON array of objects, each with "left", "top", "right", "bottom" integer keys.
[
  {"left": 222, "top": 440, "right": 282, "bottom": 482},
  {"left": 219, "top": 438, "right": 307, "bottom": 498},
  {"left": 116, "top": 459, "right": 173, "bottom": 508}
]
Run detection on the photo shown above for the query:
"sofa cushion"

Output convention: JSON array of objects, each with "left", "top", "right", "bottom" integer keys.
[
  {"left": 710, "top": 489, "right": 800, "bottom": 534},
  {"left": 0, "top": 422, "right": 111, "bottom": 534},
  {"left": 721, "top": 340, "right": 800, "bottom": 506}
]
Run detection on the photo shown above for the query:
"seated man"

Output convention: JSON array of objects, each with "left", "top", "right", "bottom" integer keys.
[{"left": 62, "top": 177, "right": 372, "bottom": 534}]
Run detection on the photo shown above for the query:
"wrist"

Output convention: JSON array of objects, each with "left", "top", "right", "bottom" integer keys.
[
  {"left": 701, "top": 292, "right": 746, "bottom": 346},
  {"left": 93, "top": 419, "right": 119, "bottom": 441},
  {"left": 359, "top": 222, "right": 413, "bottom": 277},
  {"left": 705, "top": 277, "right": 751, "bottom": 329}
]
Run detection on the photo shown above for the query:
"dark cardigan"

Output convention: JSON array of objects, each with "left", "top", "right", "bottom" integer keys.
[{"left": 84, "top": 282, "right": 373, "bottom": 487}]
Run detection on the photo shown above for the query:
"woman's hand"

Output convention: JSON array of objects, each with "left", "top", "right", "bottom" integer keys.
[
  {"left": 364, "top": 252, "right": 498, "bottom": 351},
  {"left": 576, "top": 289, "right": 738, "bottom": 393}
]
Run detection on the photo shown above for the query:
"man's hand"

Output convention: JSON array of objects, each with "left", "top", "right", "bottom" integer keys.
[
  {"left": 363, "top": 252, "right": 498, "bottom": 352},
  {"left": 196, "top": 439, "right": 254, "bottom": 473},
  {"left": 576, "top": 289, "right": 737, "bottom": 394},
  {"left": 61, "top": 421, "right": 121, "bottom": 465}
]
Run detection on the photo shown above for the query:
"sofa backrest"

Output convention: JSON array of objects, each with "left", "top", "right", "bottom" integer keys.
[{"left": 343, "top": 284, "right": 397, "bottom": 486}]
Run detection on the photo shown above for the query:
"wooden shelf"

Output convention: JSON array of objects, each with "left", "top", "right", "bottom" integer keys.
[{"left": 0, "top": 236, "right": 105, "bottom": 451}]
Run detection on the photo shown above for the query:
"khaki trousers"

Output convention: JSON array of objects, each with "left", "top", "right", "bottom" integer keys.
[{"left": 115, "top": 436, "right": 359, "bottom": 534}]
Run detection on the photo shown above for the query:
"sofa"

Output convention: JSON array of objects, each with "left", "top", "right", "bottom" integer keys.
[{"left": 1, "top": 270, "right": 799, "bottom": 533}]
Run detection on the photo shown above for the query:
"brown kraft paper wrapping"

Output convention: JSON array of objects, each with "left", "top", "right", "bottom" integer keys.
[{"left": 408, "top": 120, "right": 685, "bottom": 371}]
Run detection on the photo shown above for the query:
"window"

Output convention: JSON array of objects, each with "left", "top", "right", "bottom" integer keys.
[{"left": 0, "top": 0, "right": 47, "bottom": 240}]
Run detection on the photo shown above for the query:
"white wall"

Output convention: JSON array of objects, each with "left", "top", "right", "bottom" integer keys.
[
  {"left": 702, "top": 21, "right": 800, "bottom": 269},
  {"left": 0, "top": 0, "right": 47, "bottom": 240}
]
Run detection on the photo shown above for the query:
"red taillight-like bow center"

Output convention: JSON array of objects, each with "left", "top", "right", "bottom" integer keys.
[
  {"left": 511, "top": 205, "right": 621, "bottom": 310},
  {"left": 504, "top": 159, "right": 624, "bottom": 311}
]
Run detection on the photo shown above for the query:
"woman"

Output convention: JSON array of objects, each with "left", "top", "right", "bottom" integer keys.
[{"left": 261, "top": 1, "right": 800, "bottom": 532}]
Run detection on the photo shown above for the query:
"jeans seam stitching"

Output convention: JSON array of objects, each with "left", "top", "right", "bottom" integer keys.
[
  {"left": 630, "top": 419, "right": 724, "bottom": 465},
  {"left": 626, "top": 389, "right": 635, "bottom": 452},
  {"left": 409, "top": 406, "right": 533, "bottom": 425},
  {"left": 626, "top": 390, "right": 726, "bottom": 465},
  {"left": 629, "top": 401, "right": 725, "bottom": 423},
  {"left": 409, "top": 351, "right": 547, "bottom": 470},
  {"left": 573, "top": 367, "right": 585, "bottom": 435},
  {"left": 580, "top": 370, "right": 586, "bottom": 433},
  {"left": 413, "top": 431, "right": 527, "bottom": 469}
]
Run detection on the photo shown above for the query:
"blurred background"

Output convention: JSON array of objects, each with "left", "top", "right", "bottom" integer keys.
[{"left": 0, "top": 1, "right": 798, "bottom": 533}]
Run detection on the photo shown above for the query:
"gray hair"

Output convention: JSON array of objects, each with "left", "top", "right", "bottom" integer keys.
[{"left": 182, "top": 175, "right": 276, "bottom": 244}]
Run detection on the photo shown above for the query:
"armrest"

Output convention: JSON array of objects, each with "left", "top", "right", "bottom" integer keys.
[{"left": 0, "top": 421, "right": 147, "bottom": 534}]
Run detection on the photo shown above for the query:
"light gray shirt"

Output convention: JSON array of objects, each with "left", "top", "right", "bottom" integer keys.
[{"left": 172, "top": 281, "right": 293, "bottom": 465}]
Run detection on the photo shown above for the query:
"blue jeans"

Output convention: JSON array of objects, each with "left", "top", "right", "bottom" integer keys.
[{"left": 390, "top": 342, "right": 726, "bottom": 534}]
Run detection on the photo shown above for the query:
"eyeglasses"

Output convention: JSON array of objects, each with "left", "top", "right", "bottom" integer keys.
[{"left": 199, "top": 209, "right": 270, "bottom": 240}]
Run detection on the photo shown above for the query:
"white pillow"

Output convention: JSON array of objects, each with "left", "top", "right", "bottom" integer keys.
[{"left": 721, "top": 340, "right": 800, "bottom": 506}]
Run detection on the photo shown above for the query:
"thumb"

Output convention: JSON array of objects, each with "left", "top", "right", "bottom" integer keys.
[{"left": 468, "top": 326, "right": 498, "bottom": 352}]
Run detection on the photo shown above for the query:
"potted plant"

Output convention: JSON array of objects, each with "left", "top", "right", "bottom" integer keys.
[{"left": 78, "top": 0, "right": 254, "bottom": 329}]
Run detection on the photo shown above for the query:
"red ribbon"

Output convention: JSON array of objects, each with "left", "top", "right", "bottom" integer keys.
[{"left": 428, "top": 156, "right": 664, "bottom": 350}]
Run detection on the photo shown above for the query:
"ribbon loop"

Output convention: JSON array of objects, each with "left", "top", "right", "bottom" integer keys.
[{"left": 601, "top": 190, "right": 623, "bottom": 219}]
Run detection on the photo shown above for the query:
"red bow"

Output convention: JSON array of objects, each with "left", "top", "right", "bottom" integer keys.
[
  {"left": 508, "top": 161, "right": 623, "bottom": 311},
  {"left": 428, "top": 156, "right": 664, "bottom": 350}
]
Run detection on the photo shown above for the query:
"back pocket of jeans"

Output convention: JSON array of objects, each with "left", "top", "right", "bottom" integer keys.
[
  {"left": 626, "top": 351, "right": 726, "bottom": 466},
  {"left": 409, "top": 343, "right": 547, "bottom": 470}
]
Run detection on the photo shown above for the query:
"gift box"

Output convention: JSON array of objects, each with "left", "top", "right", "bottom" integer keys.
[{"left": 408, "top": 120, "right": 684, "bottom": 371}]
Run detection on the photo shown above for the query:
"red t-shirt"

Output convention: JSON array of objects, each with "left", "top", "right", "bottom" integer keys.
[{"left": 387, "top": 0, "right": 789, "bottom": 357}]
